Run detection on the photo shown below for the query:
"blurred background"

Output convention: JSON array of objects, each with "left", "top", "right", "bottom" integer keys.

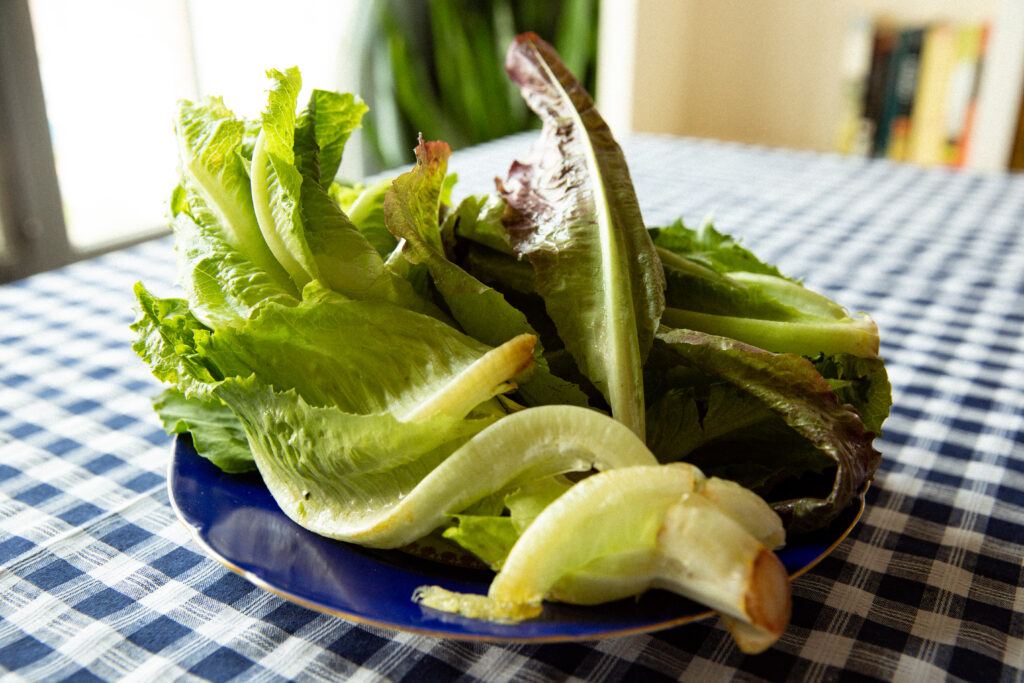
[{"left": 1, "top": 0, "right": 1022, "bottom": 282}]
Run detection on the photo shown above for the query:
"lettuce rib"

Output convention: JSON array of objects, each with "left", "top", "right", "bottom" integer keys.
[{"left": 232, "top": 403, "right": 658, "bottom": 548}]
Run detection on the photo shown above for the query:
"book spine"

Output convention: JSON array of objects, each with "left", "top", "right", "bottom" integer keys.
[
  {"left": 943, "top": 24, "right": 986, "bottom": 166},
  {"left": 907, "top": 24, "right": 956, "bottom": 165},
  {"left": 860, "top": 25, "right": 896, "bottom": 158},
  {"left": 883, "top": 28, "right": 925, "bottom": 161}
]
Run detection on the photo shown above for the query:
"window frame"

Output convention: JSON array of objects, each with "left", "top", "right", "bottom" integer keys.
[{"left": 0, "top": 0, "right": 163, "bottom": 283}]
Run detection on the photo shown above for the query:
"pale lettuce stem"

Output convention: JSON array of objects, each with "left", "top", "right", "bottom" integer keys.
[
  {"left": 661, "top": 307, "right": 880, "bottom": 358},
  {"left": 347, "top": 177, "right": 393, "bottom": 226}
]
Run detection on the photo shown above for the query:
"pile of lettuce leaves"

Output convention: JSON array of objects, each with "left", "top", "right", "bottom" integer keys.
[{"left": 133, "top": 33, "right": 889, "bottom": 648}]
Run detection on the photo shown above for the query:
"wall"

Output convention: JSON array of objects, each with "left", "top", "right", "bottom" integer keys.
[{"left": 599, "top": 0, "right": 1005, "bottom": 160}]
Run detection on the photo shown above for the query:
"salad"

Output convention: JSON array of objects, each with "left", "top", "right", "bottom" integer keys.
[{"left": 133, "top": 33, "right": 890, "bottom": 653}]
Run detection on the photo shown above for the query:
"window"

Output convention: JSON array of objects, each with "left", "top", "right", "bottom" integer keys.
[{"left": 0, "top": 0, "right": 361, "bottom": 282}]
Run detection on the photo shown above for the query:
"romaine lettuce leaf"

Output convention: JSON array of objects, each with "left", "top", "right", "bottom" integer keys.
[
  {"left": 498, "top": 32, "right": 666, "bottom": 436},
  {"left": 653, "top": 218, "right": 879, "bottom": 358},
  {"left": 293, "top": 88, "right": 367, "bottom": 185},
  {"left": 152, "top": 388, "right": 254, "bottom": 473},
  {"left": 330, "top": 178, "right": 398, "bottom": 257},
  {"left": 174, "top": 97, "right": 296, "bottom": 295},
  {"left": 250, "top": 67, "right": 320, "bottom": 288},
  {"left": 417, "top": 463, "right": 790, "bottom": 654},
  {"left": 170, "top": 210, "right": 298, "bottom": 329},
  {"left": 218, "top": 389, "right": 658, "bottom": 548}
]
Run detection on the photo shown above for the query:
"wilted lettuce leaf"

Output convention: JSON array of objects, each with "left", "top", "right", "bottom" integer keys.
[
  {"left": 652, "top": 328, "right": 884, "bottom": 534},
  {"left": 499, "top": 33, "right": 665, "bottom": 436}
]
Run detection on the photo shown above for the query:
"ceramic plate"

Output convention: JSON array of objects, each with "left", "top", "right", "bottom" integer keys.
[{"left": 168, "top": 434, "right": 865, "bottom": 642}]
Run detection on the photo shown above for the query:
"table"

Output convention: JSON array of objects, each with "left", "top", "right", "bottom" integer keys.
[{"left": 1, "top": 133, "right": 1022, "bottom": 681}]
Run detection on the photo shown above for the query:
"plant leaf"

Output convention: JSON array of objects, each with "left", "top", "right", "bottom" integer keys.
[{"left": 152, "top": 388, "right": 254, "bottom": 473}]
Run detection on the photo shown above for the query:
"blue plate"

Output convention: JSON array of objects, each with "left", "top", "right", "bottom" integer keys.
[{"left": 168, "top": 433, "right": 865, "bottom": 642}]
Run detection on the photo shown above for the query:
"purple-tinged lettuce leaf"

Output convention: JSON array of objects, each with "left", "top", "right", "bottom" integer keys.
[
  {"left": 499, "top": 32, "right": 665, "bottom": 437},
  {"left": 384, "top": 139, "right": 590, "bottom": 408},
  {"left": 654, "top": 328, "right": 883, "bottom": 534}
]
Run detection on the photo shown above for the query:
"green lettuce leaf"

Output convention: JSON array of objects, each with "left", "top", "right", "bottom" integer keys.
[
  {"left": 444, "top": 473, "right": 572, "bottom": 569},
  {"left": 293, "top": 89, "right": 367, "bottom": 185},
  {"left": 174, "top": 97, "right": 296, "bottom": 295},
  {"left": 220, "top": 388, "right": 657, "bottom": 548},
  {"left": 130, "top": 284, "right": 246, "bottom": 400},
  {"left": 170, "top": 210, "right": 298, "bottom": 329},
  {"left": 152, "top": 388, "right": 254, "bottom": 473},
  {"left": 499, "top": 33, "right": 665, "bottom": 436},
  {"left": 330, "top": 178, "right": 398, "bottom": 257},
  {"left": 653, "top": 218, "right": 879, "bottom": 358},
  {"left": 650, "top": 217, "right": 787, "bottom": 277},
  {"left": 447, "top": 194, "right": 513, "bottom": 256},
  {"left": 250, "top": 67, "right": 319, "bottom": 288},
  {"left": 416, "top": 463, "right": 790, "bottom": 654},
  {"left": 813, "top": 354, "right": 892, "bottom": 436}
]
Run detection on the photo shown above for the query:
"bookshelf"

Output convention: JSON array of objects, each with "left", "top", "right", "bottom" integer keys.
[{"left": 597, "top": 0, "right": 1024, "bottom": 172}]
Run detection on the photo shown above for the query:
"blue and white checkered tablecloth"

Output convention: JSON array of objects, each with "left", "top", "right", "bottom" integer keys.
[{"left": 1, "top": 133, "right": 1022, "bottom": 681}]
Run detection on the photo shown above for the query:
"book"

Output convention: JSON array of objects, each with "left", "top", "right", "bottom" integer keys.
[
  {"left": 907, "top": 24, "right": 957, "bottom": 165},
  {"left": 836, "top": 16, "right": 876, "bottom": 155},
  {"left": 942, "top": 23, "right": 986, "bottom": 166},
  {"left": 879, "top": 27, "right": 925, "bottom": 161},
  {"left": 1010, "top": 93, "right": 1024, "bottom": 170},
  {"left": 860, "top": 25, "right": 897, "bottom": 157}
]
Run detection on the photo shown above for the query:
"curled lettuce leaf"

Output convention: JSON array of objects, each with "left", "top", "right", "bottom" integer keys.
[
  {"left": 651, "top": 328, "right": 883, "bottom": 534},
  {"left": 226, "top": 400, "right": 657, "bottom": 548},
  {"left": 417, "top": 463, "right": 789, "bottom": 654}
]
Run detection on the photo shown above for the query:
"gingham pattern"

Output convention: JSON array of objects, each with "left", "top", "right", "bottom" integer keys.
[{"left": 1, "top": 134, "right": 1022, "bottom": 682}]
